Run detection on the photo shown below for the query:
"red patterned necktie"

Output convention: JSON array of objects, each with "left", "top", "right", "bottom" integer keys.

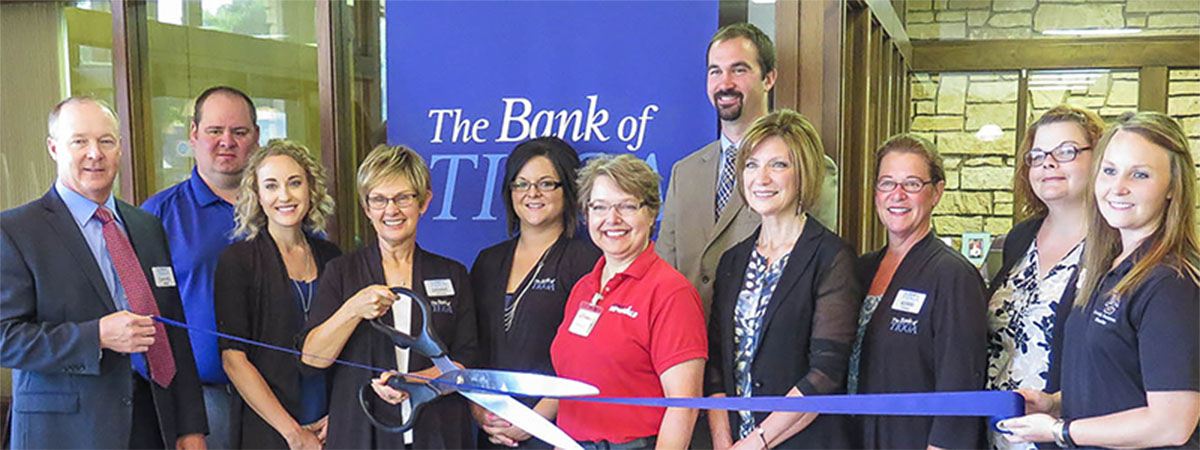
[{"left": 94, "top": 207, "right": 176, "bottom": 388}]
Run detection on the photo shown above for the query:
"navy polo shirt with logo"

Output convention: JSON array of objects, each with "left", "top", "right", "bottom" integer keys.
[{"left": 1061, "top": 243, "right": 1199, "bottom": 448}]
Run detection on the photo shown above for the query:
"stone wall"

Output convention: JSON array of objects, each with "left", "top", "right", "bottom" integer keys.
[
  {"left": 1166, "top": 68, "right": 1200, "bottom": 220},
  {"left": 907, "top": 0, "right": 1200, "bottom": 40},
  {"left": 911, "top": 72, "right": 1020, "bottom": 246}
]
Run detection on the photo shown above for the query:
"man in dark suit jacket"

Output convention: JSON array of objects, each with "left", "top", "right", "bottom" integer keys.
[{"left": 0, "top": 96, "right": 207, "bottom": 448}]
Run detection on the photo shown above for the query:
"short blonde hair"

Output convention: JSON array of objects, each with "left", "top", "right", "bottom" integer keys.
[
  {"left": 737, "top": 109, "right": 826, "bottom": 213},
  {"left": 1015, "top": 105, "right": 1106, "bottom": 220},
  {"left": 356, "top": 144, "right": 431, "bottom": 209},
  {"left": 233, "top": 139, "right": 334, "bottom": 239},
  {"left": 577, "top": 154, "right": 662, "bottom": 220}
]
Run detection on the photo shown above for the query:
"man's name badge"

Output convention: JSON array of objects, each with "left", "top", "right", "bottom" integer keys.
[
  {"left": 424, "top": 278, "right": 455, "bottom": 297},
  {"left": 568, "top": 301, "right": 603, "bottom": 337},
  {"left": 151, "top": 266, "right": 176, "bottom": 287},
  {"left": 892, "top": 289, "right": 927, "bottom": 314}
]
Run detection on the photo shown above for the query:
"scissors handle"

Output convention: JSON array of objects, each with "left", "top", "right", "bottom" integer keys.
[
  {"left": 367, "top": 287, "right": 447, "bottom": 360},
  {"left": 357, "top": 377, "right": 439, "bottom": 433}
]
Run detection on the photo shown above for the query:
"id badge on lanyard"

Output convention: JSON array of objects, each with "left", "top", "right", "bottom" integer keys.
[{"left": 567, "top": 293, "right": 604, "bottom": 337}]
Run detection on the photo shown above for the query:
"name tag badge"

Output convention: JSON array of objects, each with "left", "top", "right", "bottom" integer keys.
[
  {"left": 892, "top": 289, "right": 927, "bottom": 314},
  {"left": 151, "top": 266, "right": 176, "bottom": 287},
  {"left": 567, "top": 302, "right": 603, "bottom": 337},
  {"left": 424, "top": 279, "right": 455, "bottom": 297}
]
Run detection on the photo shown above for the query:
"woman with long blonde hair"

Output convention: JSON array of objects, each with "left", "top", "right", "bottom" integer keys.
[{"left": 1001, "top": 111, "right": 1200, "bottom": 448}]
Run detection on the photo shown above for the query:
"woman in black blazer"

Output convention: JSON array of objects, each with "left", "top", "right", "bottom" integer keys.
[
  {"left": 215, "top": 140, "right": 341, "bottom": 449},
  {"left": 299, "top": 144, "right": 479, "bottom": 449},
  {"left": 705, "top": 110, "right": 862, "bottom": 449},
  {"left": 851, "top": 134, "right": 988, "bottom": 449},
  {"left": 469, "top": 137, "right": 600, "bottom": 448}
]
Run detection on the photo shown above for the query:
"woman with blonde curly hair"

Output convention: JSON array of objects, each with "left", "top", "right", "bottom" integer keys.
[
  {"left": 1001, "top": 112, "right": 1199, "bottom": 448},
  {"left": 214, "top": 139, "right": 342, "bottom": 449}
]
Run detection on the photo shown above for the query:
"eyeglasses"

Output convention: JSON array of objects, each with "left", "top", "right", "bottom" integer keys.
[
  {"left": 366, "top": 192, "right": 419, "bottom": 210},
  {"left": 510, "top": 180, "right": 564, "bottom": 192},
  {"left": 587, "top": 201, "right": 645, "bottom": 217},
  {"left": 1025, "top": 143, "right": 1092, "bottom": 168},
  {"left": 876, "top": 177, "right": 936, "bottom": 194}
]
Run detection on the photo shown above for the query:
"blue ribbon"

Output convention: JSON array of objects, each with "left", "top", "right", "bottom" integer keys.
[
  {"left": 568, "top": 392, "right": 1023, "bottom": 420},
  {"left": 153, "top": 316, "right": 1024, "bottom": 422}
]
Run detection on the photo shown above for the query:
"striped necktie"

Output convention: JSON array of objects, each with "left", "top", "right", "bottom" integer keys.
[
  {"left": 715, "top": 144, "right": 737, "bottom": 220},
  {"left": 94, "top": 207, "right": 176, "bottom": 388}
]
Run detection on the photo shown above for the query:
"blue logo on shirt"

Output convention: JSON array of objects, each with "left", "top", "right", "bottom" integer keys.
[{"left": 889, "top": 316, "right": 919, "bottom": 335}]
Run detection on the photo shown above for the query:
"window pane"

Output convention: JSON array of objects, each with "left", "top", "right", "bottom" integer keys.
[
  {"left": 911, "top": 72, "right": 1019, "bottom": 247},
  {"left": 1167, "top": 67, "right": 1200, "bottom": 217},
  {"left": 1027, "top": 69, "right": 1139, "bottom": 123},
  {"left": 145, "top": 0, "right": 320, "bottom": 193}
]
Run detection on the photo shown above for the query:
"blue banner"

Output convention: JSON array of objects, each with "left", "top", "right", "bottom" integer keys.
[{"left": 386, "top": 0, "right": 718, "bottom": 265}]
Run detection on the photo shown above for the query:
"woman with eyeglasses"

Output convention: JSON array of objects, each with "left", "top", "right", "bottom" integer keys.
[
  {"left": 704, "top": 110, "right": 861, "bottom": 449},
  {"left": 299, "top": 144, "right": 478, "bottom": 449},
  {"left": 1000, "top": 112, "right": 1199, "bottom": 448},
  {"left": 850, "top": 134, "right": 988, "bottom": 449},
  {"left": 984, "top": 106, "right": 1104, "bottom": 450},
  {"left": 468, "top": 137, "right": 600, "bottom": 448},
  {"left": 507, "top": 154, "right": 706, "bottom": 449}
]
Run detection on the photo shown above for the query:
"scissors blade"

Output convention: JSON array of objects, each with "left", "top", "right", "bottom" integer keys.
[
  {"left": 444, "top": 369, "right": 599, "bottom": 397},
  {"left": 460, "top": 391, "right": 581, "bottom": 450}
]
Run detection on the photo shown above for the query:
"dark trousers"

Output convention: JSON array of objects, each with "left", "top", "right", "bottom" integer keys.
[
  {"left": 129, "top": 375, "right": 164, "bottom": 449},
  {"left": 580, "top": 436, "right": 657, "bottom": 450}
]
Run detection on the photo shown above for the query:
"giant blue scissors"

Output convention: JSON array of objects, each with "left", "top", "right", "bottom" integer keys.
[{"left": 358, "top": 287, "right": 595, "bottom": 450}]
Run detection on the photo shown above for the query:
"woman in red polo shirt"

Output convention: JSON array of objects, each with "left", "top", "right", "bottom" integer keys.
[{"left": 543, "top": 154, "right": 707, "bottom": 449}]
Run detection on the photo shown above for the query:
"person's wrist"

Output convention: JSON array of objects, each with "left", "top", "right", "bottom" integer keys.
[
  {"left": 1061, "top": 418, "right": 1076, "bottom": 448},
  {"left": 755, "top": 426, "right": 770, "bottom": 449},
  {"left": 282, "top": 423, "right": 305, "bottom": 442},
  {"left": 1051, "top": 418, "right": 1066, "bottom": 447}
]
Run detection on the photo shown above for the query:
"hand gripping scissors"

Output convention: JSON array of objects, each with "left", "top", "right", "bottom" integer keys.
[{"left": 358, "top": 287, "right": 596, "bottom": 450}]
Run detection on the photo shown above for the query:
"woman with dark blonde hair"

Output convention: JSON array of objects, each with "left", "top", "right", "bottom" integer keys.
[
  {"left": 1001, "top": 112, "right": 1199, "bottom": 448},
  {"left": 705, "top": 109, "right": 861, "bottom": 449},
  {"left": 215, "top": 139, "right": 341, "bottom": 449},
  {"left": 851, "top": 133, "right": 988, "bottom": 449},
  {"left": 985, "top": 106, "right": 1104, "bottom": 450},
  {"left": 300, "top": 144, "right": 478, "bottom": 448}
]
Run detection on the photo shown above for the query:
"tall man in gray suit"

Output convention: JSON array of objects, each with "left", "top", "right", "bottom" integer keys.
[
  {"left": 1, "top": 97, "right": 207, "bottom": 448},
  {"left": 657, "top": 23, "right": 839, "bottom": 316}
]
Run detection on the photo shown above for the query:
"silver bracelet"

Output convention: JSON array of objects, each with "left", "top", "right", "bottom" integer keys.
[{"left": 1052, "top": 418, "right": 1067, "bottom": 448}]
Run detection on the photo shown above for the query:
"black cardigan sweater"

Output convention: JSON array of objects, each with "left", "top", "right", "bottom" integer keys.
[
  {"left": 300, "top": 241, "right": 479, "bottom": 449},
  {"left": 214, "top": 232, "right": 342, "bottom": 449}
]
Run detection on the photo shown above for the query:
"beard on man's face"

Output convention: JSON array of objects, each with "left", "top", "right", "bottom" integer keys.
[{"left": 713, "top": 88, "right": 744, "bottom": 121}]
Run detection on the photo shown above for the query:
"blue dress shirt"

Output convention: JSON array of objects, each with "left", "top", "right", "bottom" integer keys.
[{"left": 141, "top": 168, "right": 235, "bottom": 384}]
